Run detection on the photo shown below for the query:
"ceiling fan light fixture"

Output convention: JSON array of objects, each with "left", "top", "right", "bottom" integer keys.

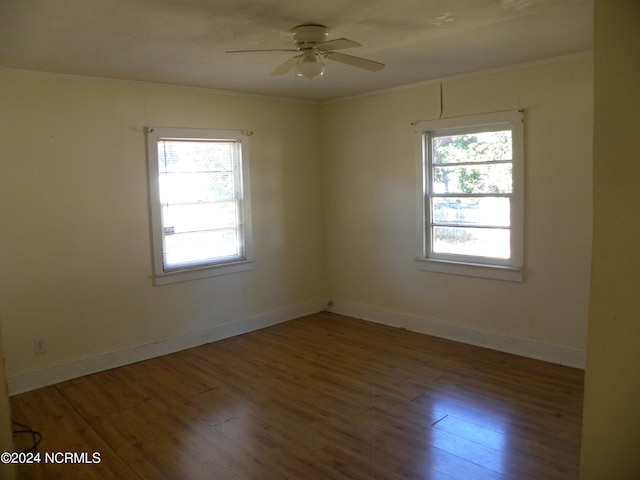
[
  {"left": 227, "top": 24, "right": 384, "bottom": 79},
  {"left": 296, "top": 51, "right": 324, "bottom": 80}
]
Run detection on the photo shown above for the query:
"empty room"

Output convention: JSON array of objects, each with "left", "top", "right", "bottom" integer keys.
[{"left": 0, "top": 0, "right": 638, "bottom": 479}]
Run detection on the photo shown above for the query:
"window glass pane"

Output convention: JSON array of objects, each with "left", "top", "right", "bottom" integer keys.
[
  {"left": 433, "top": 226, "right": 510, "bottom": 259},
  {"left": 416, "top": 111, "right": 523, "bottom": 273},
  {"left": 164, "top": 230, "right": 240, "bottom": 269},
  {"left": 432, "top": 164, "right": 512, "bottom": 194},
  {"left": 159, "top": 172, "right": 236, "bottom": 204},
  {"left": 147, "top": 128, "right": 252, "bottom": 281},
  {"left": 433, "top": 130, "right": 512, "bottom": 164},
  {"left": 432, "top": 197, "right": 510, "bottom": 227},
  {"left": 159, "top": 140, "right": 235, "bottom": 173},
  {"left": 162, "top": 202, "right": 238, "bottom": 234}
]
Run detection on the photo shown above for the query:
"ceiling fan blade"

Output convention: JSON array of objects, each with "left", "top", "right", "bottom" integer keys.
[
  {"left": 316, "top": 38, "right": 361, "bottom": 51},
  {"left": 226, "top": 48, "right": 299, "bottom": 53},
  {"left": 270, "top": 55, "right": 302, "bottom": 75},
  {"left": 324, "top": 51, "right": 385, "bottom": 72}
]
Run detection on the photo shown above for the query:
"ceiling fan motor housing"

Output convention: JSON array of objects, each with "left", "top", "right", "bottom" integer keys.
[{"left": 291, "top": 24, "right": 328, "bottom": 49}]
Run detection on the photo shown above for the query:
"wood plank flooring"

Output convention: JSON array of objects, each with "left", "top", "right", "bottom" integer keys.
[{"left": 9, "top": 312, "right": 584, "bottom": 479}]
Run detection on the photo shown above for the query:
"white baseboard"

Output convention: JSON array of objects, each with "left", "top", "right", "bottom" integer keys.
[
  {"left": 329, "top": 300, "right": 586, "bottom": 369},
  {"left": 8, "top": 298, "right": 327, "bottom": 396},
  {"left": 8, "top": 297, "right": 584, "bottom": 395}
]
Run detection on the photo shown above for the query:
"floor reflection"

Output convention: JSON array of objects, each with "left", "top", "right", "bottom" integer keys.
[{"left": 424, "top": 395, "right": 509, "bottom": 479}]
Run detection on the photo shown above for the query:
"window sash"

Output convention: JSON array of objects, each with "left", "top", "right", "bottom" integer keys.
[
  {"left": 415, "top": 111, "right": 524, "bottom": 276},
  {"left": 146, "top": 128, "right": 253, "bottom": 284},
  {"left": 156, "top": 138, "right": 245, "bottom": 271}
]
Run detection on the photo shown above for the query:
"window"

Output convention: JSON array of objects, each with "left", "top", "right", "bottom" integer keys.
[
  {"left": 146, "top": 127, "right": 253, "bottom": 285},
  {"left": 415, "top": 111, "right": 524, "bottom": 281}
]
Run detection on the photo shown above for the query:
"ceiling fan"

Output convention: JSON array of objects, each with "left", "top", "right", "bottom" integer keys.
[{"left": 226, "top": 24, "right": 385, "bottom": 80}]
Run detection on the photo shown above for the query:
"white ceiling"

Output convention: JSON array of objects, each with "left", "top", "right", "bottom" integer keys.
[{"left": 0, "top": 0, "right": 593, "bottom": 102}]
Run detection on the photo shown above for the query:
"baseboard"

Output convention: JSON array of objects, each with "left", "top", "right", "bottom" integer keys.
[
  {"left": 8, "top": 297, "right": 584, "bottom": 395},
  {"left": 8, "top": 298, "right": 326, "bottom": 395},
  {"left": 329, "top": 299, "right": 586, "bottom": 369}
]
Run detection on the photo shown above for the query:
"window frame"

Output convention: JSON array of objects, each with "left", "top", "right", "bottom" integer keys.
[
  {"left": 145, "top": 127, "right": 254, "bottom": 286},
  {"left": 414, "top": 111, "right": 524, "bottom": 282}
]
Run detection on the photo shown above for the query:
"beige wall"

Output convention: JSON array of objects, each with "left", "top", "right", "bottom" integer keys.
[
  {"left": 0, "top": 55, "right": 594, "bottom": 392},
  {"left": 580, "top": 1, "right": 640, "bottom": 478},
  {"left": 321, "top": 56, "right": 593, "bottom": 359},
  {"left": 0, "top": 73, "right": 325, "bottom": 388},
  {"left": 0, "top": 320, "right": 16, "bottom": 480}
]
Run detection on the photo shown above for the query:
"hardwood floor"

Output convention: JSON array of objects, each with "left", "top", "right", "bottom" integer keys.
[{"left": 9, "top": 312, "right": 584, "bottom": 479}]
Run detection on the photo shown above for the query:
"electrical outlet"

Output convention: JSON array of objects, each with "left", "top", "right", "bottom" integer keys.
[{"left": 33, "top": 339, "right": 46, "bottom": 355}]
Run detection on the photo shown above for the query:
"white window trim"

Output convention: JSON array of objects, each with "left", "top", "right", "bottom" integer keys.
[
  {"left": 146, "top": 127, "right": 254, "bottom": 286},
  {"left": 414, "top": 111, "right": 524, "bottom": 282}
]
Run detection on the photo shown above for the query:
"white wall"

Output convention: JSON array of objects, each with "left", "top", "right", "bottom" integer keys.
[
  {"left": 321, "top": 56, "right": 593, "bottom": 366},
  {"left": 0, "top": 73, "right": 325, "bottom": 393},
  {"left": 580, "top": 1, "right": 640, "bottom": 477}
]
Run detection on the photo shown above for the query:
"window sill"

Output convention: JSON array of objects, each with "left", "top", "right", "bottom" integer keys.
[
  {"left": 414, "top": 257, "right": 523, "bottom": 282},
  {"left": 154, "top": 259, "right": 254, "bottom": 286}
]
